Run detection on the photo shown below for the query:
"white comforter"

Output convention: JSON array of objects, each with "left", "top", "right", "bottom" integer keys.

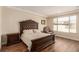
[{"left": 21, "top": 32, "right": 50, "bottom": 51}]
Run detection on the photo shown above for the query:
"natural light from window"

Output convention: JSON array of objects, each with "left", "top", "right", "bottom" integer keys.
[{"left": 53, "top": 15, "right": 76, "bottom": 33}]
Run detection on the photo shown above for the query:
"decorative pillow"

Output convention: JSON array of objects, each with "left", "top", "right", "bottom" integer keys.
[
  {"left": 23, "top": 30, "right": 33, "bottom": 34},
  {"left": 33, "top": 29, "right": 41, "bottom": 33}
]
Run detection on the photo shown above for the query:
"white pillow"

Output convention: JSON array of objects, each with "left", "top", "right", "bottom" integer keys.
[
  {"left": 23, "top": 30, "right": 33, "bottom": 34},
  {"left": 33, "top": 29, "right": 41, "bottom": 33}
]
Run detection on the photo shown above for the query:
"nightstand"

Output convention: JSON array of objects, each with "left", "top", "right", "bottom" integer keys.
[{"left": 7, "top": 33, "right": 21, "bottom": 46}]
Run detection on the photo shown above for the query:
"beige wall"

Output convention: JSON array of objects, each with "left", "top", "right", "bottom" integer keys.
[
  {"left": 47, "top": 11, "right": 79, "bottom": 41},
  {"left": 47, "top": 17, "right": 54, "bottom": 30},
  {"left": 0, "top": 7, "right": 1, "bottom": 49},
  {"left": 2, "top": 7, "right": 47, "bottom": 35}
]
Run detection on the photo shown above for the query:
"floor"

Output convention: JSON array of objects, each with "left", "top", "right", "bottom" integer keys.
[
  {"left": 42, "top": 36, "right": 79, "bottom": 52},
  {"left": 1, "top": 42, "right": 28, "bottom": 52},
  {"left": 54, "top": 37, "right": 79, "bottom": 52},
  {"left": 1, "top": 36, "right": 79, "bottom": 52}
]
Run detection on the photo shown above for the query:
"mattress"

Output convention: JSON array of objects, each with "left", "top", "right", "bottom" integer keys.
[{"left": 21, "top": 32, "right": 51, "bottom": 51}]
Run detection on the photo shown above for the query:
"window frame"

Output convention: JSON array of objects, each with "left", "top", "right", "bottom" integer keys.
[{"left": 53, "top": 15, "right": 76, "bottom": 33}]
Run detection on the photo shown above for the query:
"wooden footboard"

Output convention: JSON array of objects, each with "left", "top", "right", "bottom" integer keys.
[{"left": 31, "top": 35, "right": 55, "bottom": 52}]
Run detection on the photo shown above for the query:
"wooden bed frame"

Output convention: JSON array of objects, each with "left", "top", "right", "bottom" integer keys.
[{"left": 19, "top": 20, "right": 55, "bottom": 52}]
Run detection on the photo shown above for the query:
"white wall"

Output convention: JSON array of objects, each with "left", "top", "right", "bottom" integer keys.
[
  {"left": 47, "top": 12, "right": 79, "bottom": 41},
  {"left": 2, "top": 7, "right": 47, "bottom": 35},
  {"left": 47, "top": 17, "right": 54, "bottom": 30},
  {"left": 0, "top": 7, "right": 1, "bottom": 49}
]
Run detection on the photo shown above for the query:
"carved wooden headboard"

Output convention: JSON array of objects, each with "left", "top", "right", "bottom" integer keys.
[{"left": 19, "top": 20, "right": 38, "bottom": 35}]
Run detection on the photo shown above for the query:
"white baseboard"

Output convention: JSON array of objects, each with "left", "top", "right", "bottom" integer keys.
[{"left": 55, "top": 34, "right": 79, "bottom": 41}]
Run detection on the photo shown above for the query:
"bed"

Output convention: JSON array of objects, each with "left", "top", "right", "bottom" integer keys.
[{"left": 19, "top": 20, "right": 55, "bottom": 52}]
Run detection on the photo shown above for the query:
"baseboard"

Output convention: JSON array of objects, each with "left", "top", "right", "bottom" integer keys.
[{"left": 56, "top": 35, "right": 79, "bottom": 42}]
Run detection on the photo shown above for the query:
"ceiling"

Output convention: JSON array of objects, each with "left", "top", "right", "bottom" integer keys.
[{"left": 14, "top": 6, "right": 79, "bottom": 17}]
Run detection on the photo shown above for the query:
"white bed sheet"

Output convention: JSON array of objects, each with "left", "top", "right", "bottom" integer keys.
[{"left": 21, "top": 32, "right": 51, "bottom": 51}]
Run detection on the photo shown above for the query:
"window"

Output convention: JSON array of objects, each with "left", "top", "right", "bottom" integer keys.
[
  {"left": 70, "top": 16, "right": 76, "bottom": 33},
  {"left": 53, "top": 18, "right": 57, "bottom": 31},
  {"left": 53, "top": 15, "right": 76, "bottom": 33}
]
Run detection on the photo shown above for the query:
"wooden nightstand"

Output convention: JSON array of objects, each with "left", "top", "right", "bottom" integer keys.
[{"left": 7, "top": 33, "right": 21, "bottom": 46}]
